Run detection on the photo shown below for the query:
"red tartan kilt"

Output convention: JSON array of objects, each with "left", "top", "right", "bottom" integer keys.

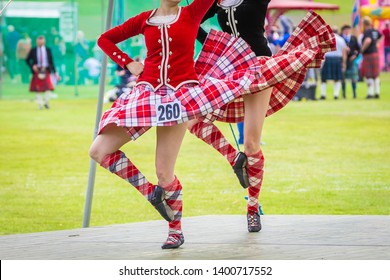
[
  {"left": 30, "top": 71, "right": 54, "bottom": 92},
  {"left": 200, "top": 11, "right": 336, "bottom": 123},
  {"left": 99, "top": 30, "right": 259, "bottom": 140},
  {"left": 361, "top": 53, "right": 380, "bottom": 78},
  {"left": 98, "top": 12, "right": 336, "bottom": 140}
]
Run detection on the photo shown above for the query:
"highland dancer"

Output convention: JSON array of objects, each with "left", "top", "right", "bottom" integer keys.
[
  {"left": 188, "top": 0, "right": 336, "bottom": 232},
  {"left": 89, "top": 0, "right": 259, "bottom": 249}
]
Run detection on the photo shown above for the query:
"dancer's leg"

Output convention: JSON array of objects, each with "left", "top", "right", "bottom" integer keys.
[
  {"left": 242, "top": 87, "right": 271, "bottom": 232},
  {"left": 242, "top": 88, "right": 271, "bottom": 155},
  {"left": 188, "top": 119, "right": 250, "bottom": 187},
  {"left": 188, "top": 119, "right": 239, "bottom": 166},
  {"left": 156, "top": 123, "right": 187, "bottom": 249},
  {"left": 89, "top": 124, "right": 173, "bottom": 222}
]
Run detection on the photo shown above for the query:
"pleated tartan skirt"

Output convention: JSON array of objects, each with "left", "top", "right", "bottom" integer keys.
[
  {"left": 198, "top": 11, "right": 336, "bottom": 123},
  {"left": 361, "top": 52, "right": 380, "bottom": 79},
  {"left": 99, "top": 11, "right": 335, "bottom": 140},
  {"left": 99, "top": 30, "right": 260, "bottom": 140}
]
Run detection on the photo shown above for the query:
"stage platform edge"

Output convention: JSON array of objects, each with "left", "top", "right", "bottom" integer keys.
[{"left": 0, "top": 215, "right": 389, "bottom": 260}]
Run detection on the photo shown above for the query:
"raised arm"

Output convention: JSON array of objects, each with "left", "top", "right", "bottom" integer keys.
[
  {"left": 187, "top": 0, "right": 216, "bottom": 25},
  {"left": 196, "top": 1, "right": 218, "bottom": 44}
]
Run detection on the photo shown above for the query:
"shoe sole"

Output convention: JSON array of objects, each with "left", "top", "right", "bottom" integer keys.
[
  {"left": 150, "top": 186, "right": 174, "bottom": 222},
  {"left": 233, "top": 152, "right": 249, "bottom": 188}
]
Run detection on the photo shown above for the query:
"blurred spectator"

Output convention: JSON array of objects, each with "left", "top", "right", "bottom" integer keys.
[
  {"left": 381, "top": 20, "right": 390, "bottom": 71},
  {"left": 320, "top": 26, "right": 348, "bottom": 100},
  {"left": 82, "top": 55, "right": 101, "bottom": 84},
  {"left": 4, "top": 25, "right": 21, "bottom": 82},
  {"left": 274, "top": 15, "right": 292, "bottom": 52},
  {"left": 294, "top": 68, "right": 318, "bottom": 101},
  {"left": 26, "top": 35, "right": 57, "bottom": 110},
  {"left": 341, "top": 24, "right": 360, "bottom": 99},
  {"left": 361, "top": 16, "right": 382, "bottom": 99},
  {"left": 48, "top": 27, "right": 66, "bottom": 82},
  {"left": 16, "top": 32, "right": 32, "bottom": 84},
  {"left": 74, "top": 30, "right": 89, "bottom": 85},
  {"left": 104, "top": 63, "right": 136, "bottom": 103}
]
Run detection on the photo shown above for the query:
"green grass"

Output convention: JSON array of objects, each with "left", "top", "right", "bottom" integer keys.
[
  {"left": 0, "top": 72, "right": 389, "bottom": 235},
  {"left": 1, "top": 1, "right": 389, "bottom": 235}
]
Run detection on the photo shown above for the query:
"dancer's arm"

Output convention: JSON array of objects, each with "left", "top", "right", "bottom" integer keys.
[
  {"left": 97, "top": 12, "right": 147, "bottom": 69},
  {"left": 196, "top": 1, "right": 218, "bottom": 44},
  {"left": 187, "top": 0, "right": 215, "bottom": 24}
]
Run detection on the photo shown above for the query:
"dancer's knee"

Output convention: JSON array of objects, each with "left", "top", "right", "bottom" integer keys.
[
  {"left": 89, "top": 142, "right": 105, "bottom": 164},
  {"left": 187, "top": 118, "right": 200, "bottom": 133}
]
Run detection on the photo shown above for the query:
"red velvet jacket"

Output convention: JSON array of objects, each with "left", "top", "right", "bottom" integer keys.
[{"left": 98, "top": 0, "right": 214, "bottom": 91}]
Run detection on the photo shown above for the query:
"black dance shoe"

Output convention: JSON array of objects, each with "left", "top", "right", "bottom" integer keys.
[
  {"left": 150, "top": 186, "right": 174, "bottom": 222},
  {"left": 247, "top": 211, "right": 262, "bottom": 232},
  {"left": 233, "top": 152, "right": 249, "bottom": 188}
]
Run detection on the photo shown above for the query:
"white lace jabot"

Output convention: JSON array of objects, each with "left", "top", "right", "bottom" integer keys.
[
  {"left": 219, "top": 0, "right": 242, "bottom": 8},
  {"left": 149, "top": 14, "right": 177, "bottom": 24}
]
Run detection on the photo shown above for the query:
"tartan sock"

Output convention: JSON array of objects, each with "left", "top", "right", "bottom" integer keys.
[
  {"left": 100, "top": 150, "right": 154, "bottom": 202},
  {"left": 190, "top": 121, "right": 238, "bottom": 166},
  {"left": 246, "top": 150, "right": 265, "bottom": 213},
  {"left": 163, "top": 176, "right": 183, "bottom": 235}
]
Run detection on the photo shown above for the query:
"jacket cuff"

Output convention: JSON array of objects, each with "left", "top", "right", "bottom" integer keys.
[{"left": 110, "top": 51, "right": 133, "bottom": 69}]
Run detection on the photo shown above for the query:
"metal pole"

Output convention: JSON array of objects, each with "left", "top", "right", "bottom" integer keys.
[{"left": 82, "top": 0, "right": 115, "bottom": 228}]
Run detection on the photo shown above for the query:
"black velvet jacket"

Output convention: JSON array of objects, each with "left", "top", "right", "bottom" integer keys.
[
  {"left": 197, "top": 0, "right": 272, "bottom": 57},
  {"left": 26, "top": 46, "right": 56, "bottom": 74}
]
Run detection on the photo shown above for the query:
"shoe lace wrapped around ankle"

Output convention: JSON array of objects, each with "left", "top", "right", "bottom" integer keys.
[
  {"left": 165, "top": 234, "right": 181, "bottom": 245},
  {"left": 248, "top": 212, "right": 260, "bottom": 227}
]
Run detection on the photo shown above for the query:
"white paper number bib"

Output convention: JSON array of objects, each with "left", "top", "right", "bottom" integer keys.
[{"left": 156, "top": 100, "right": 182, "bottom": 123}]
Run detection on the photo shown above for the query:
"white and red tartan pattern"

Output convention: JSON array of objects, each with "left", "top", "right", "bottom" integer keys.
[
  {"left": 164, "top": 176, "right": 183, "bottom": 235},
  {"left": 198, "top": 11, "right": 336, "bottom": 123},
  {"left": 189, "top": 121, "right": 238, "bottom": 166},
  {"left": 247, "top": 150, "right": 265, "bottom": 213},
  {"left": 98, "top": 30, "right": 259, "bottom": 140},
  {"left": 100, "top": 150, "right": 154, "bottom": 201}
]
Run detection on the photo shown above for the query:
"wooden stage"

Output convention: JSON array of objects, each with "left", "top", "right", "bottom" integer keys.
[{"left": 0, "top": 215, "right": 389, "bottom": 260}]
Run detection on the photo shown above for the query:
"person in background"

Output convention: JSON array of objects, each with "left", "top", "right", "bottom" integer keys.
[
  {"left": 361, "top": 16, "right": 382, "bottom": 99},
  {"left": 319, "top": 26, "right": 348, "bottom": 100},
  {"left": 26, "top": 35, "right": 57, "bottom": 110},
  {"left": 16, "top": 31, "right": 32, "bottom": 84},
  {"left": 74, "top": 30, "right": 89, "bottom": 85},
  {"left": 82, "top": 54, "right": 101, "bottom": 85},
  {"left": 381, "top": 20, "right": 390, "bottom": 71},
  {"left": 48, "top": 27, "right": 66, "bottom": 83},
  {"left": 341, "top": 24, "right": 360, "bottom": 99},
  {"left": 4, "top": 25, "right": 21, "bottom": 82}
]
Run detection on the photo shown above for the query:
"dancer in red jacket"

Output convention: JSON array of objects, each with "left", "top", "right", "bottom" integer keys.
[{"left": 89, "top": 0, "right": 259, "bottom": 249}]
